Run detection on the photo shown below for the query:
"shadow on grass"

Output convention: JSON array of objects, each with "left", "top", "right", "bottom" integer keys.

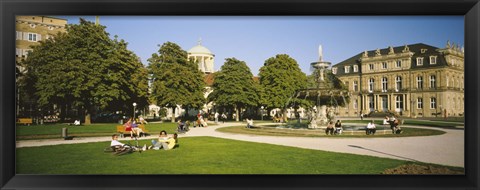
[{"left": 348, "top": 145, "right": 419, "bottom": 162}]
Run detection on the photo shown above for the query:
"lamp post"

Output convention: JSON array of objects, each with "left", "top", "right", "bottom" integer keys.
[
  {"left": 133, "top": 102, "right": 137, "bottom": 119},
  {"left": 261, "top": 106, "right": 264, "bottom": 121}
]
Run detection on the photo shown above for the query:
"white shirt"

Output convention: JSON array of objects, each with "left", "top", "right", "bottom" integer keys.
[
  {"left": 383, "top": 119, "right": 389, "bottom": 125},
  {"left": 247, "top": 119, "right": 253, "bottom": 126},
  {"left": 111, "top": 140, "right": 124, "bottom": 147},
  {"left": 367, "top": 123, "right": 376, "bottom": 129}
]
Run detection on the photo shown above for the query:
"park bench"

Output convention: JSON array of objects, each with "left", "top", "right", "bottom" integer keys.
[
  {"left": 17, "top": 118, "right": 33, "bottom": 126},
  {"left": 116, "top": 124, "right": 149, "bottom": 138}
]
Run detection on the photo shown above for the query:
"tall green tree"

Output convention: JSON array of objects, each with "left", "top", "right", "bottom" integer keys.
[
  {"left": 148, "top": 42, "right": 206, "bottom": 122},
  {"left": 259, "top": 54, "right": 309, "bottom": 118},
  {"left": 208, "top": 58, "right": 259, "bottom": 121},
  {"left": 23, "top": 18, "right": 148, "bottom": 124}
]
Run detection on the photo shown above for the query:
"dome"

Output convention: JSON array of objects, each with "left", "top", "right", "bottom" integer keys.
[{"left": 188, "top": 45, "right": 213, "bottom": 55}]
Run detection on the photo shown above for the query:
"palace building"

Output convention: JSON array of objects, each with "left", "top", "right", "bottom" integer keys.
[{"left": 332, "top": 42, "right": 464, "bottom": 118}]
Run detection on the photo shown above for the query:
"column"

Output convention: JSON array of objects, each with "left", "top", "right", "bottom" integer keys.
[{"left": 402, "top": 94, "right": 406, "bottom": 112}]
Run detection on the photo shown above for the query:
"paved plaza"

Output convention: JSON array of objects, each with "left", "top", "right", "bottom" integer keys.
[{"left": 16, "top": 121, "right": 464, "bottom": 167}]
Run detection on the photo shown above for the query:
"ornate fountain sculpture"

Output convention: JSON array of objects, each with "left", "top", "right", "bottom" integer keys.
[{"left": 305, "top": 45, "right": 349, "bottom": 129}]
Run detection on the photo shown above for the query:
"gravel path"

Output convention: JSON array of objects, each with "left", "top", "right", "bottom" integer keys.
[{"left": 16, "top": 121, "right": 464, "bottom": 167}]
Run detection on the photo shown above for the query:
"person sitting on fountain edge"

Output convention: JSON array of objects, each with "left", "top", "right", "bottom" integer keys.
[
  {"left": 246, "top": 118, "right": 254, "bottom": 128},
  {"left": 366, "top": 120, "right": 376, "bottom": 135},
  {"left": 326, "top": 121, "right": 334, "bottom": 135}
]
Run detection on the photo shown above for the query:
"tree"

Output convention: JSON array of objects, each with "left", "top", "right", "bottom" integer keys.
[
  {"left": 148, "top": 42, "right": 206, "bottom": 123},
  {"left": 23, "top": 18, "right": 148, "bottom": 124},
  {"left": 258, "top": 54, "right": 309, "bottom": 119},
  {"left": 208, "top": 58, "right": 259, "bottom": 121}
]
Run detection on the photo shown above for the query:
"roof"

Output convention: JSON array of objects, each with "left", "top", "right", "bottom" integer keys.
[
  {"left": 188, "top": 45, "right": 213, "bottom": 55},
  {"left": 333, "top": 43, "right": 449, "bottom": 76}
]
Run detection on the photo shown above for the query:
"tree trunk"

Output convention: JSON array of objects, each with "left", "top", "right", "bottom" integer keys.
[
  {"left": 234, "top": 106, "right": 239, "bottom": 122},
  {"left": 84, "top": 109, "right": 91, "bottom": 125}
]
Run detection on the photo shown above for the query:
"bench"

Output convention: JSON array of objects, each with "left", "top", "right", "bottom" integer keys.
[
  {"left": 116, "top": 125, "right": 149, "bottom": 138},
  {"left": 17, "top": 118, "right": 33, "bottom": 126}
]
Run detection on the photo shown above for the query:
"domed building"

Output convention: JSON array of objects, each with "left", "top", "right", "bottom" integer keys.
[{"left": 188, "top": 39, "right": 215, "bottom": 74}]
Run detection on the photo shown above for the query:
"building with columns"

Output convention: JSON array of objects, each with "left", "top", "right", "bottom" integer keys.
[
  {"left": 187, "top": 39, "right": 215, "bottom": 74},
  {"left": 332, "top": 42, "right": 464, "bottom": 118}
]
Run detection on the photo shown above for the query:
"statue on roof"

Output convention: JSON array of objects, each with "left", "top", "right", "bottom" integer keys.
[
  {"left": 402, "top": 44, "right": 410, "bottom": 53},
  {"left": 389, "top": 46, "right": 394, "bottom": 54},
  {"left": 446, "top": 40, "right": 451, "bottom": 48},
  {"left": 198, "top": 38, "right": 202, "bottom": 45},
  {"left": 375, "top": 49, "right": 381, "bottom": 56},
  {"left": 363, "top": 50, "right": 368, "bottom": 57}
]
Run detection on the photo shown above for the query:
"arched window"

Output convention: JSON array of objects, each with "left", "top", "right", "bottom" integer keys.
[
  {"left": 368, "top": 78, "right": 374, "bottom": 92},
  {"left": 381, "top": 77, "right": 388, "bottom": 92},
  {"left": 395, "top": 76, "right": 402, "bottom": 91}
]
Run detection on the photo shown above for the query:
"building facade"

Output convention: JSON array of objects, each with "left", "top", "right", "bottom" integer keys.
[
  {"left": 332, "top": 43, "right": 464, "bottom": 118},
  {"left": 16, "top": 16, "right": 67, "bottom": 68}
]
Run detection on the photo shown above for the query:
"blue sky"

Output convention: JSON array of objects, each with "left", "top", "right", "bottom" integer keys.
[{"left": 57, "top": 16, "right": 464, "bottom": 76}]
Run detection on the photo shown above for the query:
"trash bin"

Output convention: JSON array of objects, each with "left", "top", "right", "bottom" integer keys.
[{"left": 62, "top": 127, "right": 68, "bottom": 139}]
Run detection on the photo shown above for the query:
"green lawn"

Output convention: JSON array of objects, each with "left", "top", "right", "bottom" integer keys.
[
  {"left": 16, "top": 123, "right": 178, "bottom": 140},
  {"left": 342, "top": 120, "right": 464, "bottom": 128},
  {"left": 17, "top": 136, "right": 428, "bottom": 174}
]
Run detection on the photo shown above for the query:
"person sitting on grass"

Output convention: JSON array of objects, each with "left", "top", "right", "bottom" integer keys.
[
  {"left": 366, "top": 120, "right": 376, "bottom": 135},
  {"left": 148, "top": 130, "right": 178, "bottom": 150},
  {"left": 110, "top": 134, "right": 143, "bottom": 152}
]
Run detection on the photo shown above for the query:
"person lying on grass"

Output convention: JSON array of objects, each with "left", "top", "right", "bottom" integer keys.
[
  {"left": 110, "top": 134, "right": 141, "bottom": 152},
  {"left": 148, "top": 130, "right": 178, "bottom": 150}
]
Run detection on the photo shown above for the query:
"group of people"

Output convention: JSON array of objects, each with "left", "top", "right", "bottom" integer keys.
[
  {"left": 123, "top": 118, "right": 145, "bottom": 139},
  {"left": 383, "top": 115, "right": 402, "bottom": 134},
  {"left": 110, "top": 130, "right": 178, "bottom": 153},
  {"left": 325, "top": 120, "right": 343, "bottom": 135}
]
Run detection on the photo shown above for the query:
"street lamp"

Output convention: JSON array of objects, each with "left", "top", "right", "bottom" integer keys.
[
  {"left": 133, "top": 102, "right": 137, "bottom": 119},
  {"left": 261, "top": 106, "right": 264, "bottom": 121}
]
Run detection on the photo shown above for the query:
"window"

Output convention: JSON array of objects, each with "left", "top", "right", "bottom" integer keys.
[
  {"left": 332, "top": 67, "right": 337, "bottom": 74},
  {"left": 396, "top": 60, "right": 402, "bottom": 68},
  {"left": 395, "top": 76, "right": 402, "bottom": 91},
  {"left": 430, "top": 98, "right": 437, "bottom": 109},
  {"left": 381, "top": 77, "right": 388, "bottom": 92},
  {"left": 417, "top": 98, "right": 423, "bottom": 109},
  {"left": 16, "top": 31, "right": 23, "bottom": 40},
  {"left": 430, "top": 75, "right": 436, "bottom": 88},
  {"left": 369, "top": 64, "right": 374, "bottom": 70},
  {"left": 430, "top": 56, "right": 437, "bottom": 65},
  {"left": 344, "top": 66, "right": 350, "bottom": 73},
  {"left": 382, "top": 62, "right": 387, "bottom": 69},
  {"left": 368, "top": 78, "right": 374, "bottom": 92},
  {"left": 353, "top": 65, "right": 358, "bottom": 72},
  {"left": 417, "top": 76, "right": 423, "bottom": 89},
  {"left": 416, "top": 57, "right": 424, "bottom": 66},
  {"left": 396, "top": 95, "right": 403, "bottom": 109},
  {"left": 353, "top": 81, "right": 358, "bottom": 92},
  {"left": 28, "top": 33, "right": 37, "bottom": 42}
]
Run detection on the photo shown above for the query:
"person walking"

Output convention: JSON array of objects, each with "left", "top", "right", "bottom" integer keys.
[{"left": 215, "top": 112, "right": 219, "bottom": 124}]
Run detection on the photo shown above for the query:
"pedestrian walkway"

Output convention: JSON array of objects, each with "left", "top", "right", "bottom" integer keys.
[{"left": 16, "top": 121, "right": 464, "bottom": 167}]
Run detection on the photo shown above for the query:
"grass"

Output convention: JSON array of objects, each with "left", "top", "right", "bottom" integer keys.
[
  {"left": 16, "top": 123, "right": 178, "bottom": 140},
  {"left": 216, "top": 125, "right": 445, "bottom": 138},
  {"left": 16, "top": 136, "right": 449, "bottom": 174}
]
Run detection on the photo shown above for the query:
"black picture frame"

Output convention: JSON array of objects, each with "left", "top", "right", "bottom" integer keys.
[{"left": 1, "top": 0, "right": 479, "bottom": 189}]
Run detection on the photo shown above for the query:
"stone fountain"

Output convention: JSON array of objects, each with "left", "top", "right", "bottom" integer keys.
[{"left": 304, "top": 45, "right": 349, "bottom": 129}]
